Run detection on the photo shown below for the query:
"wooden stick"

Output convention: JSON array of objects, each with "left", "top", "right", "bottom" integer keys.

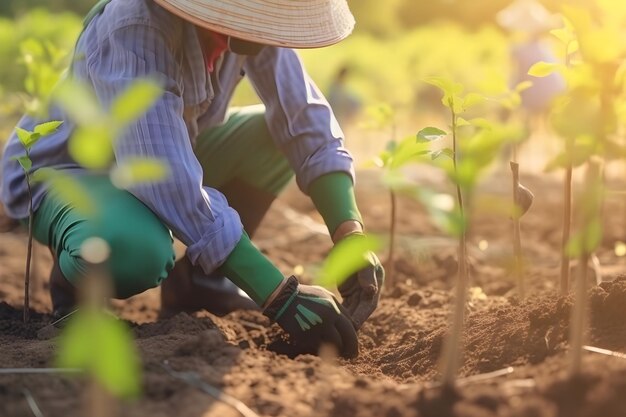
[
  {"left": 511, "top": 160, "right": 525, "bottom": 299},
  {"left": 583, "top": 345, "right": 626, "bottom": 360}
]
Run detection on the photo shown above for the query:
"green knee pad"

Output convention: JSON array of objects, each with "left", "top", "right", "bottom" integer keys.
[{"left": 32, "top": 175, "right": 175, "bottom": 298}]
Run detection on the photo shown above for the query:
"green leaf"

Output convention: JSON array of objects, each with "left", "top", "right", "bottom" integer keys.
[
  {"left": 31, "top": 168, "right": 96, "bottom": 215},
  {"left": 11, "top": 156, "right": 32, "bottom": 172},
  {"left": 515, "top": 81, "right": 533, "bottom": 93},
  {"left": 110, "top": 79, "right": 163, "bottom": 128},
  {"left": 56, "top": 309, "right": 141, "bottom": 398},
  {"left": 317, "top": 234, "right": 381, "bottom": 287},
  {"left": 15, "top": 127, "right": 33, "bottom": 148},
  {"left": 528, "top": 62, "right": 561, "bottom": 78},
  {"left": 69, "top": 126, "right": 113, "bottom": 170},
  {"left": 424, "top": 77, "right": 464, "bottom": 97},
  {"left": 431, "top": 148, "right": 454, "bottom": 160},
  {"left": 456, "top": 117, "right": 471, "bottom": 127},
  {"left": 417, "top": 127, "right": 447, "bottom": 142},
  {"left": 462, "top": 93, "right": 484, "bottom": 110},
  {"left": 34, "top": 120, "right": 63, "bottom": 136},
  {"left": 110, "top": 158, "right": 170, "bottom": 188},
  {"left": 550, "top": 27, "right": 576, "bottom": 45},
  {"left": 54, "top": 79, "right": 103, "bottom": 126}
]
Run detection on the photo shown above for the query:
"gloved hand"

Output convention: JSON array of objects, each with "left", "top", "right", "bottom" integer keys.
[
  {"left": 263, "top": 276, "right": 359, "bottom": 358},
  {"left": 338, "top": 250, "right": 385, "bottom": 330}
]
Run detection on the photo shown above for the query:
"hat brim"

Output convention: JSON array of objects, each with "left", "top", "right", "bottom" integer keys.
[{"left": 153, "top": 0, "right": 355, "bottom": 48}]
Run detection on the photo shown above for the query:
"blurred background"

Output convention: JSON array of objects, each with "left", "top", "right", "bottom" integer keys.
[{"left": 0, "top": 0, "right": 618, "bottom": 166}]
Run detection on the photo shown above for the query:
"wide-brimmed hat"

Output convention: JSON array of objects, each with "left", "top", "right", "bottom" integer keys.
[
  {"left": 496, "top": 0, "right": 561, "bottom": 34},
  {"left": 152, "top": 0, "right": 355, "bottom": 48}
]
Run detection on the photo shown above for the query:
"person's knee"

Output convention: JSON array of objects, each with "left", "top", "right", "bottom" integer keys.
[
  {"left": 57, "top": 226, "right": 175, "bottom": 299},
  {"left": 106, "top": 225, "right": 175, "bottom": 299}
]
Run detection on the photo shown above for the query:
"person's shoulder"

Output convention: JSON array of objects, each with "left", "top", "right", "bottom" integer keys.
[{"left": 99, "top": 0, "right": 184, "bottom": 39}]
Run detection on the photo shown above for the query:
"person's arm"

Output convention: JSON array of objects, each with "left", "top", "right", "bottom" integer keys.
[{"left": 86, "top": 23, "right": 285, "bottom": 303}]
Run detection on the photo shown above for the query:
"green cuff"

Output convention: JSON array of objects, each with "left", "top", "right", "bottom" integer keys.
[
  {"left": 308, "top": 173, "right": 362, "bottom": 236},
  {"left": 217, "top": 232, "right": 284, "bottom": 305}
]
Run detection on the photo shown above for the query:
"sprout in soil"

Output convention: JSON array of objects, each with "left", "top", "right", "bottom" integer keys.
[{"left": 414, "top": 77, "right": 512, "bottom": 386}]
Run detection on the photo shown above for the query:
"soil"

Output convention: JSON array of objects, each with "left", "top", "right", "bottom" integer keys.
[{"left": 3, "top": 167, "right": 626, "bottom": 417}]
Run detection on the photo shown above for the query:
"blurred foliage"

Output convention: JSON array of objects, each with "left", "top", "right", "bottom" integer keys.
[{"left": 0, "top": 9, "right": 80, "bottom": 94}]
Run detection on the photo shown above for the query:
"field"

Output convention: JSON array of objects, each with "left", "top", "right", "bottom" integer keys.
[
  {"left": 4, "top": 1, "right": 626, "bottom": 416},
  {"left": 3, "top": 161, "right": 626, "bottom": 416}
]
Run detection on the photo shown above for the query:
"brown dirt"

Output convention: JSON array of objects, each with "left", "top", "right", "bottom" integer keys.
[{"left": 3, "top": 169, "right": 626, "bottom": 417}]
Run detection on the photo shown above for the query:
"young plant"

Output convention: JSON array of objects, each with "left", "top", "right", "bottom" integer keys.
[
  {"left": 415, "top": 77, "right": 513, "bottom": 386},
  {"left": 11, "top": 38, "right": 67, "bottom": 322},
  {"left": 13, "top": 122, "right": 62, "bottom": 322},
  {"left": 364, "top": 104, "right": 401, "bottom": 284},
  {"left": 531, "top": 5, "right": 626, "bottom": 374},
  {"left": 499, "top": 82, "right": 535, "bottom": 300},
  {"left": 567, "top": 158, "right": 604, "bottom": 375},
  {"left": 45, "top": 77, "right": 168, "bottom": 400}
]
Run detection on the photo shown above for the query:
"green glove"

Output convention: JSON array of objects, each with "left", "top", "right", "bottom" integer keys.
[{"left": 263, "top": 276, "right": 359, "bottom": 358}]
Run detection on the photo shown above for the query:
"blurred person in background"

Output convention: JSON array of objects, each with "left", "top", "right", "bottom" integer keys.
[
  {"left": 497, "top": 0, "right": 566, "bottom": 125},
  {"left": 327, "top": 65, "right": 363, "bottom": 126},
  {"left": 1, "top": 0, "right": 385, "bottom": 358}
]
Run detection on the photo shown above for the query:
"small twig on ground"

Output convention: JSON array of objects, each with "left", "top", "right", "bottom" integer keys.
[
  {"left": 0, "top": 368, "right": 82, "bottom": 375},
  {"left": 161, "top": 361, "right": 260, "bottom": 417},
  {"left": 22, "top": 388, "right": 44, "bottom": 417},
  {"left": 583, "top": 345, "right": 626, "bottom": 360}
]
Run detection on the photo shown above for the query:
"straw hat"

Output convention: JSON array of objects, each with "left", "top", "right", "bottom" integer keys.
[
  {"left": 152, "top": 0, "right": 355, "bottom": 48},
  {"left": 496, "top": 0, "right": 561, "bottom": 34}
]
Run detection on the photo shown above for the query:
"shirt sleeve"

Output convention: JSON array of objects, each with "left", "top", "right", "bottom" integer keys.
[
  {"left": 243, "top": 47, "right": 356, "bottom": 194},
  {"left": 86, "top": 23, "right": 242, "bottom": 274}
]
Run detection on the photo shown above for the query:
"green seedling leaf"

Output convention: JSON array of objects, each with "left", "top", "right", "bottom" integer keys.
[
  {"left": 69, "top": 126, "right": 113, "bottom": 170},
  {"left": 431, "top": 148, "right": 454, "bottom": 160},
  {"left": 15, "top": 127, "right": 34, "bottom": 148},
  {"left": 528, "top": 62, "right": 561, "bottom": 78},
  {"left": 424, "top": 77, "right": 464, "bottom": 96},
  {"left": 317, "top": 234, "right": 381, "bottom": 287},
  {"left": 110, "top": 158, "right": 169, "bottom": 189},
  {"left": 551, "top": 27, "right": 576, "bottom": 45},
  {"left": 515, "top": 81, "right": 533, "bottom": 93},
  {"left": 456, "top": 117, "right": 471, "bottom": 127},
  {"left": 111, "top": 79, "right": 163, "bottom": 127},
  {"left": 462, "top": 93, "right": 484, "bottom": 110},
  {"left": 54, "top": 79, "right": 103, "bottom": 126},
  {"left": 32, "top": 168, "right": 96, "bottom": 215},
  {"left": 34, "top": 121, "right": 63, "bottom": 136},
  {"left": 417, "top": 127, "right": 447, "bottom": 142},
  {"left": 56, "top": 309, "right": 141, "bottom": 398},
  {"left": 11, "top": 156, "right": 32, "bottom": 172}
]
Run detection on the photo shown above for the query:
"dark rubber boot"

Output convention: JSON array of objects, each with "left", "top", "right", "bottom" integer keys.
[
  {"left": 160, "top": 257, "right": 258, "bottom": 317},
  {"left": 160, "top": 180, "right": 277, "bottom": 317},
  {"left": 49, "top": 261, "right": 78, "bottom": 320}
]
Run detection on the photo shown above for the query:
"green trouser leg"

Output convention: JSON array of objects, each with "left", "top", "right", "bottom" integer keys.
[
  {"left": 33, "top": 106, "right": 294, "bottom": 301},
  {"left": 32, "top": 175, "right": 176, "bottom": 299}
]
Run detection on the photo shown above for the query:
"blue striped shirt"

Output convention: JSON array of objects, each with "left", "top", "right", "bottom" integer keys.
[{"left": 0, "top": 0, "right": 355, "bottom": 273}]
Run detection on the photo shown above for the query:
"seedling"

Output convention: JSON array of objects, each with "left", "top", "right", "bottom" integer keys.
[
  {"left": 11, "top": 38, "right": 66, "bottom": 323},
  {"left": 414, "top": 77, "right": 514, "bottom": 386},
  {"left": 45, "top": 77, "right": 169, "bottom": 401},
  {"left": 12, "top": 122, "right": 62, "bottom": 322},
  {"left": 530, "top": 6, "right": 626, "bottom": 374}
]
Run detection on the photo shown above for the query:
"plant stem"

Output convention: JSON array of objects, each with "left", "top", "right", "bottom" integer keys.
[
  {"left": 568, "top": 250, "right": 589, "bottom": 376},
  {"left": 441, "top": 108, "right": 468, "bottom": 386},
  {"left": 387, "top": 189, "right": 397, "bottom": 285},
  {"left": 24, "top": 171, "right": 33, "bottom": 323},
  {"left": 568, "top": 159, "right": 602, "bottom": 376},
  {"left": 560, "top": 140, "right": 573, "bottom": 295},
  {"left": 511, "top": 159, "right": 525, "bottom": 299}
]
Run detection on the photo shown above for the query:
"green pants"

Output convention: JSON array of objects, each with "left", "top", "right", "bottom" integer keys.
[{"left": 32, "top": 106, "right": 293, "bottom": 298}]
